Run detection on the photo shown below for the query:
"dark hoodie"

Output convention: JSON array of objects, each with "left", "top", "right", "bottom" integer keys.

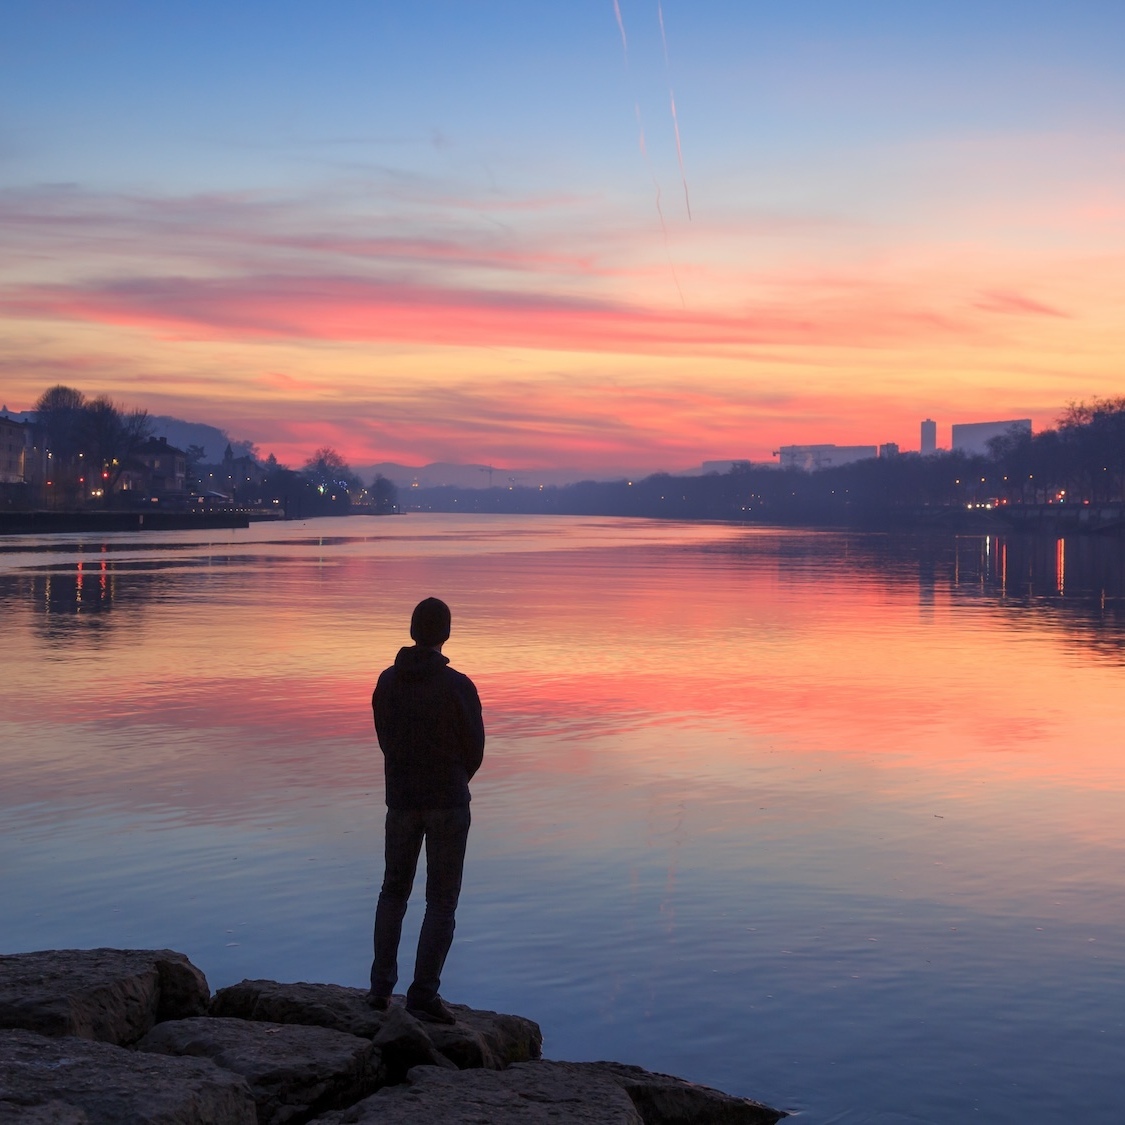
[{"left": 372, "top": 645, "right": 485, "bottom": 809}]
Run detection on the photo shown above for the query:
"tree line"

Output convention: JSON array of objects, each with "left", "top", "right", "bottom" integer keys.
[{"left": 19, "top": 385, "right": 398, "bottom": 514}]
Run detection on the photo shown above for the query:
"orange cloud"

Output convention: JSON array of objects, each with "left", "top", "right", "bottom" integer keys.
[
  {"left": 973, "top": 290, "right": 1069, "bottom": 318},
  {"left": 1, "top": 273, "right": 978, "bottom": 355}
]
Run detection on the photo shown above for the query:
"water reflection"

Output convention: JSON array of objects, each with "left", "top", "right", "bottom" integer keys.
[
  {"left": 712, "top": 530, "right": 1125, "bottom": 656},
  {"left": 1, "top": 516, "right": 1123, "bottom": 1124}
]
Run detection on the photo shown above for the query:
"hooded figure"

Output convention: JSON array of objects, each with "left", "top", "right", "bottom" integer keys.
[{"left": 368, "top": 597, "right": 485, "bottom": 1024}]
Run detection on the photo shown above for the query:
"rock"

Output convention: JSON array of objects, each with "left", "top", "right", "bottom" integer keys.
[
  {"left": 0, "top": 1100, "right": 90, "bottom": 1124},
  {"left": 1, "top": 952, "right": 784, "bottom": 1124},
  {"left": 0, "top": 949, "right": 210, "bottom": 1046},
  {"left": 312, "top": 1061, "right": 644, "bottom": 1123},
  {"left": 578, "top": 1061, "right": 786, "bottom": 1124},
  {"left": 138, "top": 1016, "right": 384, "bottom": 1125},
  {"left": 370, "top": 1007, "right": 457, "bottom": 1083},
  {"left": 310, "top": 1060, "right": 786, "bottom": 1125},
  {"left": 424, "top": 1002, "right": 543, "bottom": 1069},
  {"left": 210, "top": 981, "right": 381, "bottom": 1040},
  {"left": 0, "top": 1028, "right": 256, "bottom": 1124},
  {"left": 210, "top": 980, "right": 542, "bottom": 1070}
]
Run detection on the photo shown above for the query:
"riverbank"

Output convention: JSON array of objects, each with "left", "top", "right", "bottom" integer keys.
[
  {"left": 0, "top": 510, "right": 253, "bottom": 535},
  {"left": 0, "top": 948, "right": 786, "bottom": 1123}
]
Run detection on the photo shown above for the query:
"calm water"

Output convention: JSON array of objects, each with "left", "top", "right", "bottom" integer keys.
[{"left": 2, "top": 515, "right": 1123, "bottom": 1123}]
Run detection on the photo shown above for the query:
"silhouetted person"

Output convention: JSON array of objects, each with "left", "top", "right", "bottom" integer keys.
[{"left": 368, "top": 597, "right": 485, "bottom": 1024}]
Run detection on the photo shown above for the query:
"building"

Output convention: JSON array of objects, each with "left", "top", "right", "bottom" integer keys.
[
  {"left": 208, "top": 443, "right": 269, "bottom": 501},
  {"left": 951, "top": 419, "right": 1031, "bottom": 457},
  {"left": 134, "top": 436, "right": 187, "bottom": 494},
  {"left": 0, "top": 415, "right": 25, "bottom": 484},
  {"left": 920, "top": 419, "right": 937, "bottom": 455},
  {"left": 879, "top": 443, "right": 900, "bottom": 459},
  {"left": 775, "top": 444, "right": 878, "bottom": 471}
]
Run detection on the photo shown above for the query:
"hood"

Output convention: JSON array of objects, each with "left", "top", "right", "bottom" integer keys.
[{"left": 393, "top": 645, "right": 451, "bottom": 680}]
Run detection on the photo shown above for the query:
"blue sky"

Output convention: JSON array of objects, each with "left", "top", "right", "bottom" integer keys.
[{"left": 3, "top": 2, "right": 1124, "bottom": 469}]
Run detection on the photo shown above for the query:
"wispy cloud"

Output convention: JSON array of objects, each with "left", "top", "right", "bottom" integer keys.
[
  {"left": 1, "top": 270, "right": 982, "bottom": 354},
  {"left": 973, "top": 290, "right": 1070, "bottom": 318}
]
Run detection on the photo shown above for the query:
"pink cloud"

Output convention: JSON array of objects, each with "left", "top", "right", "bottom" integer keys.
[
  {"left": 1, "top": 272, "right": 975, "bottom": 355},
  {"left": 973, "top": 290, "right": 1070, "bottom": 318}
]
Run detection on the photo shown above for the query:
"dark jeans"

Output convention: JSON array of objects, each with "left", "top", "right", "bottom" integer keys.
[{"left": 370, "top": 806, "right": 471, "bottom": 1006}]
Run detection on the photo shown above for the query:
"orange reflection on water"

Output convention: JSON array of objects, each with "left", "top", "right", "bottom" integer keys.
[{"left": 4, "top": 521, "right": 1123, "bottom": 808}]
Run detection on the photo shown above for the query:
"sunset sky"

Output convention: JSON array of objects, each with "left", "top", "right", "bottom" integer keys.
[{"left": 3, "top": 1, "right": 1124, "bottom": 473}]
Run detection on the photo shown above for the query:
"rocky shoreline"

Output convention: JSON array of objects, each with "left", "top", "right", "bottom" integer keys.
[{"left": 0, "top": 948, "right": 785, "bottom": 1123}]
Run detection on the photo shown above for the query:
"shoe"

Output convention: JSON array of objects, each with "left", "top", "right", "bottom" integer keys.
[
  {"left": 405, "top": 995, "right": 457, "bottom": 1025},
  {"left": 365, "top": 992, "right": 391, "bottom": 1012}
]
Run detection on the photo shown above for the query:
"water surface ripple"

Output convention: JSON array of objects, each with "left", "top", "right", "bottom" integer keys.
[{"left": 2, "top": 515, "right": 1123, "bottom": 1123}]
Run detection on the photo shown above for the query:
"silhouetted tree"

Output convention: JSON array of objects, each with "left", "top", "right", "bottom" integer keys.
[
  {"left": 79, "top": 396, "right": 152, "bottom": 501},
  {"left": 302, "top": 447, "right": 360, "bottom": 494},
  {"left": 34, "top": 385, "right": 87, "bottom": 464},
  {"left": 184, "top": 444, "right": 207, "bottom": 490},
  {"left": 369, "top": 473, "right": 399, "bottom": 514}
]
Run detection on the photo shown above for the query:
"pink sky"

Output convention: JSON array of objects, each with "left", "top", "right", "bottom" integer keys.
[{"left": 3, "top": 4, "right": 1123, "bottom": 472}]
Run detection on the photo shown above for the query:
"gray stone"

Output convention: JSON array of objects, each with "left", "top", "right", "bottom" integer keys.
[
  {"left": 311, "top": 1061, "right": 786, "bottom": 1125},
  {"left": 210, "top": 980, "right": 542, "bottom": 1070},
  {"left": 211, "top": 981, "right": 382, "bottom": 1040},
  {"left": 0, "top": 1028, "right": 256, "bottom": 1125},
  {"left": 0, "top": 1100, "right": 90, "bottom": 1124},
  {"left": 424, "top": 1002, "right": 543, "bottom": 1070},
  {"left": 0, "top": 949, "right": 210, "bottom": 1046},
  {"left": 313, "top": 1062, "right": 644, "bottom": 1123},
  {"left": 579, "top": 1061, "right": 786, "bottom": 1124},
  {"left": 370, "top": 1007, "right": 457, "bottom": 1083},
  {"left": 138, "top": 1016, "right": 384, "bottom": 1125}
]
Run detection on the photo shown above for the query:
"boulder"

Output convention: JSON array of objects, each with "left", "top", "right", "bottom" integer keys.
[
  {"left": 0, "top": 952, "right": 784, "bottom": 1124},
  {"left": 0, "top": 1100, "right": 90, "bottom": 1124},
  {"left": 211, "top": 980, "right": 542, "bottom": 1070},
  {"left": 311, "top": 1060, "right": 786, "bottom": 1125},
  {"left": 370, "top": 1007, "right": 457, "bottom": 1083},
  {"left": 0, "top": 1028, "right": 256, "bottom": 1125},
  {"left": 138, "top": 1016, "right": 384, "bottom": 1125},
  {"left": 424, "top": 1002, "right": 543, "bottom": 1069},
  {"left": 312, "top": 1061, "right": 644, "bottom": 1123},
  {"left": 0, "top": 949, "right": 209, "bottom": 1046},
  {"left": 574, "top": 1061, "right": 786, "bottom": 1124},
  {"left": 210, "top": 981, "right": 381, "bottom": 1040}
]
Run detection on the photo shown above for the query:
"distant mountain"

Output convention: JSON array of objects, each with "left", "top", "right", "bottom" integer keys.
[
  {"left": 355, "top": 462, "right": 653, "bottom": 491},
  {"left": 148, "top": 416, "right": 256, "bottom": 462}
]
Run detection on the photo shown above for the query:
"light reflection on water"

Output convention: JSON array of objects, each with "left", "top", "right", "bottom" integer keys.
[{"left": 2, "top": 515, "right": 1124, "bottom": 1124}]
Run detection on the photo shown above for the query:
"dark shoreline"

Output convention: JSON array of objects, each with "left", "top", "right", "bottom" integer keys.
[{"left": 0, "top": 510, "right": 253, "bottom": 535}]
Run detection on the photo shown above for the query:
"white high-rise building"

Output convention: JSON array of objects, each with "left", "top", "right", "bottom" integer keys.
[{"left": 920, "top": 419, "right": 937, "bottom": 455}]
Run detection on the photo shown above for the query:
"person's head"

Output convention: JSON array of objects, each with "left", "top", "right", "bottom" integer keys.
[{"left": 410, "top": 597, "right": 452, "bottom": 649}]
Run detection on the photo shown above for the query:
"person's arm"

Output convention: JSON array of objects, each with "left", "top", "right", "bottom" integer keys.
[
  {"left": 457, "top": 678, "right": 485, "bottom": 779},
  {"left": 372, "top": 670, "right": 393, "bottom": 753}
]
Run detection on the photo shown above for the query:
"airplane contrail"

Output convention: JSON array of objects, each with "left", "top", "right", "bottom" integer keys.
[
  {"left": 637, "top": 105, "right": 685, "bottom": 306},
  {"left": 669, "top": 91, "right": 691, "bottom": 219},
  {"left": 613, "top": 0, "right": 628, "bottom": 57},
  {"left": 657, "top": 1, "right": 692, "bottom": 220},
  {"left": 613, "top": 1, "right": 684, "bottom": 305}
]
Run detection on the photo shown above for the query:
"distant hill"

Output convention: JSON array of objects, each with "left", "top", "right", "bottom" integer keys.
[
  {"left": 355, "top": 461, "right": 652, "bottom": 491},
  {"left": 149, "top": 416, "right": 256, "bottom": 462}
]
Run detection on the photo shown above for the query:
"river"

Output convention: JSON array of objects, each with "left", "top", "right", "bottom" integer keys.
[{"left": 2, "top": 514, "right": 1123, "bottom": 1122}]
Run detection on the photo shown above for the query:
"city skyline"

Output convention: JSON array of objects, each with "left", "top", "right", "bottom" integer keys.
[{"left": 2, "top": 2, "right": 1124, "bottom": 472}]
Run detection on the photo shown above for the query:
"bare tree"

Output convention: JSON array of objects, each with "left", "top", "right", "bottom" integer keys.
[
  {"left": 302, "top": 447, "right": 359, "bottom": 492},
  {"left": 80, "top": 397, "right": 153, "bottom": 500}
]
